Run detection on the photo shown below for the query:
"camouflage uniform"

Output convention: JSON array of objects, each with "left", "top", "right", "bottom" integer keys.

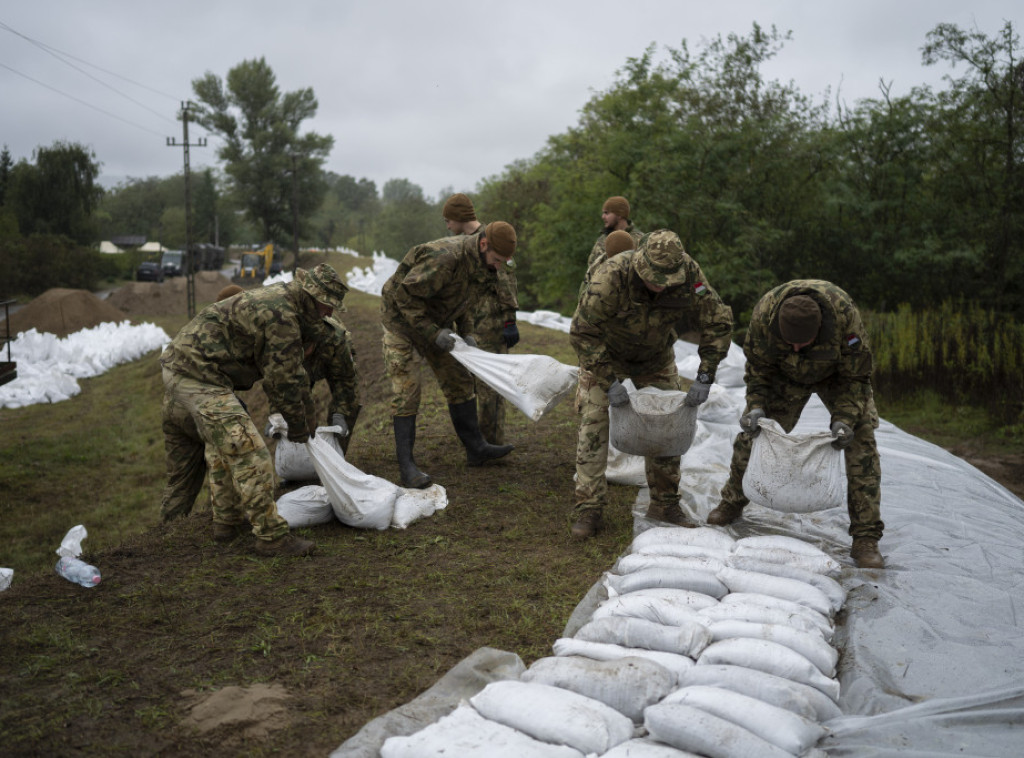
[
  {"left": 571, "top": 232, "right": 734, "bottom": 516},
  {"left": 468, "top": 264, "right": 518, "bottom": 444},
  {"left": 718, "top": 280, "right": 884, "bottom": 540},
  {"left": 380, "top": 233, "right": 502, "bottom": 416},
  {"left": 159, "top": 269, "right": 341, "bottom": 538},
  {"left": 583, "top": 222, "right": 645, "bottom": 289}
]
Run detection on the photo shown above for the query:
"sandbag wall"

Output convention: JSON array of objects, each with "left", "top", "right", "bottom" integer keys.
[{"left": 382, "top": 526, "right": 843, "bottom": 757}]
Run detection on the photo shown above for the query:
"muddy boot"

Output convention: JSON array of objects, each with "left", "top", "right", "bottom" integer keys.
[
  {"left": 254, "top": 533, "right": 316, "bottom": 557},
  {"left": 646, "top": 501, "right": 698, "bottom": 528},
  {"left": 707, "top": 500, "right": 745, "bottom": 526},
  {"left": 570, "top": 509, "right": 602, "bottom": 540},
  {"left": 851, "top": 537, "right": 885, "bottom": 569},
  {"left": 212, "top": 522, "right": 246, "bottom": 542},
  {"left": 448, "top": 399, "right": 513, "bottom": 466},
  {"left": 393, "top": 415, "right": 431, "bottom": 489}
]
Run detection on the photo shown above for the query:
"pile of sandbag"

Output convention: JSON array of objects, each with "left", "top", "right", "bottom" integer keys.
[{"left": 381, "top": 526, "right": 844, "bottom": 756}]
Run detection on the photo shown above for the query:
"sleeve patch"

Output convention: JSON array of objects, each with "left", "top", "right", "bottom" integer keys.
[
  {"left": 693, "top": 282, "right": 708, "bottom": 295},
  {"left": 847, "top": 334, "right": 861, "bottom": 347}
]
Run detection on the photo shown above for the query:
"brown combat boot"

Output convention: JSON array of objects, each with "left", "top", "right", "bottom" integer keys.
[
  {"left": 706, "top": 501, "right": 745, "bottom": 526},
  {"left": 851, "top": 538, "right": 885, "bottom": 569},
  {"left": 254, "top": 534, "right": 316, "bottom": 557},
  {"left": 645, "top": 502, "right": 698, "bottom": 528},
  {"left": 570, "top": 510, "right": 602, "bottom": 540},
  {"left": 212, "top": 522, "right": 246, "bottom": 542}
]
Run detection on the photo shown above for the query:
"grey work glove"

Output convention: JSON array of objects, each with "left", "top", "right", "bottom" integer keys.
[
  {"left": 740, "top": 408, "right": 766, "bottom": 436},
  {"left": 684, "top": 376, "right": 712, "bottom": 407},
  {"left": 330, "top": 413, "right": 350, "bottom": 437},
  {"left": 463, "top": 335, "right": 478, "bottom": 348},
  {"left": 606, "top": 379, "right": 629, "bottom": 408},
  {"left": 434, "top": 328, "right": 456, "bottom": 352},
  {"left": 831, "top": 420, "right": 853, "bottom": 449}
]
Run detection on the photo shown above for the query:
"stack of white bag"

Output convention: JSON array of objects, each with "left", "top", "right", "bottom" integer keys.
[
  {"left": 273, "top": 426, "right": 447, "bottom": 531},
  {"left": 534, "top": 526, "right": 844, "bottom": 757}
]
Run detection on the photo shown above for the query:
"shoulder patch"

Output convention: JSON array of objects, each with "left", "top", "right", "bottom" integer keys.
[
  {"left": 693, "top": 281, "right": 707, "bottom": 296},
  {"left": 846, "top": 333, "right": 861, "bottom": 347}
]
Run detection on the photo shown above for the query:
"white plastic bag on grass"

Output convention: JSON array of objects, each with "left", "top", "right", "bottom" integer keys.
[
  {"left": 380, "top": 703, "right": 584, "bottom": 758},
  {"left": 306, "top": 432, "right": 396, "bottom": 530},
  {"left": 522, "top": 655, "right": 675, "bottom": 723},
  {"left": 450, "top": 338, "right": 578, "bottom": 421},
  {"left": 663, "top": 685, "right": 828, "bottom": 755},
  {"left": 697, "top": 637, "right": 840, "bottom": 701},
  {"left": 609, "top": 381, "right": 697, "bottom": 457},
  {"left": 679, "top": 664, "right": 842, "bottom": 721},
  {"left": 552, "top": 638, "right": 695, "bottom": 684},
  {"left": 742, "top": 418, "right": 846, "bottom": 513},
  {"left": 392, "top": 485, "right": 448, "bottom": 528},
  {"left": 0, "top": 567, "right": 12, "bottom": 591},
  {"left": 470, "top": 680, "right": 634, "bottom": 755},
  {"left": 644, "top": 702, "right": 794, "bottom": 758},
  {"left": 275, "top": 485, "right": 336, "bottom": 527},
  {"left": 575, "top": 616, "right": 713, "bottom": 658}
]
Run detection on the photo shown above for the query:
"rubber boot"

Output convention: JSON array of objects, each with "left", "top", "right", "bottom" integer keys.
[
  {"left": 707, "top": 500, "right": 745, "bottom": 526},
  {"left": 394, "top": 415, "right": 432, "bottom": 489},
  {"left": 646, "top": 501, "right": 698, "bottom": 528},
  {"left": 448, "top": 399, "right": 514, "bottom": 466},
  {"left": 254, "top": 533, "right": 315, "bottom": 557},
  {"left": 851, "top": 537, "right": 885, "bottom": 569},
  {"left": 570, "top": 509, "right": 602, "bottom": 539}
]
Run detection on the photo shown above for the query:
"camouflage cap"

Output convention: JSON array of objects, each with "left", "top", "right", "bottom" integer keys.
[
  {"left": 633, "top": 230, "right": 689, "bottom": 287},
  {"left": 602, "top": 196, "right": 630, "bottom": 218},
  {"left": 605, "top": 230, "right": 636, "bottom": 257},
  {"left": 297, "top": 263, "right": 349, "bottom": 312},
  {"left": 778, "top": 295, "right": 822, "bottom": 343},
  {"left": 484, "top": 221, "right": 517, "bottom": 257},
  {"left": 442, "top": 193, "right": 477, "bottom": 222}
]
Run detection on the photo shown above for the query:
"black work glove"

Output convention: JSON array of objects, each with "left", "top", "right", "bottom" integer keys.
[{"left": 502, "top": 321, "right": 520, "bottom": 349}]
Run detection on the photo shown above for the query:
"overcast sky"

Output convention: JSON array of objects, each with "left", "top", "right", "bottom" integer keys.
[{"left": 2, "top": 1, "right": 1020, "bottom": 200}]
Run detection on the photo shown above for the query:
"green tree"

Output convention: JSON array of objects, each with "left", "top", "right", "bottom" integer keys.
[
  {"left": 374, "top": 178, "right": 437, "bottom": 257},
  {"left": 309, "top": 173, "right": 379, "bottom": 252},
  {"left": 0, "top": 146, "right": 12, "bottom": 207},
  {"left": 191, "top": 57, "right": 333, "bottom": 245}
]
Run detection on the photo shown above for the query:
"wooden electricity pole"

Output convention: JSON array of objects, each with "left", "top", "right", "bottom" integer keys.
[{"left": 167, "top": 102, "right": 206, "bottom": 319}]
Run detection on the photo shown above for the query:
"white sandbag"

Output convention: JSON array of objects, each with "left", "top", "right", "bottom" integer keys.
[
  {"left": 609, "top": 382, "right": 697, "bottom": 457},
  {"left": 575, "top": 616, "right": 713, "bottom": 658},
  {"left": 633, "top": 543, "right": 732, "bottom": 562},
  {"left": 391, "top": 484, "right": 448, "bottom": 528},
  {"left": 664, "top": 685, "right": 828, "bottom": 755},
  {"left": 631, "top": 526, "right": 736, "bottom": 554},
  {"left": 704, "top": 620, "right": 839, "bottom": 677},
  {"left": 450, "top": 338, "right": 577, "bottom": 421},
  {"left": 678, "top": 664, "right": 843, "bottom": 722},
  {"left": 605, "top": 568, "right": 728, "bottom": 599},
  {"left": 644, "top": 702, "right": 794, "bottom": 758},
  {"left": 552, "top": 638, "right": 695, "bottom": 683},
  {"left": 697, "top": 602, "right": 831, "bottom": 642},
  {"left": 616, "top": 553, "right": 726, "bottom": 576},
  {"left": 469, "top": 680, "right": 633, "bottom": 755},
  {"left": 720, "top": 593, "right": 833, "bottom": 639},
  {"left": 612, "top": 587, "right": 721, "bottom": 612},
  {"left": 602, "top": 738, "right": 704, "bottom": 757},
  {"left": 380, "top": 703, "right": 584, "bottom": 758},
  {"left": 306, "top": 433, "right": 396, "bottom": 530},
  {"left": 522, "top": 655, "right": 676, "bottom": 723},
  {"left": 727, "top": 555, "right": 846, "bottom": 614},
  {"left": 697, "top": 637, "right": 840, "bottom": 701},
  {"left": 734, "top": 535, "right": 842, "bottom": 576},
  {"left": 274, "top": 484, "right": 336, "bottom": 527},
  {"left": 592, "top": 594, "right": 704, "bottom": 628},
  {"left": 268, "top": 414, "right": 346, "bottom": 481},
  {"left": 717, "top": 566, "right": 834, "bottom": 618},
  {"left": 742, "top": 418, "right": 846, "bottom": 513},
  {"left": 736, "top": 534, "right": 835, "bottom": 558}
]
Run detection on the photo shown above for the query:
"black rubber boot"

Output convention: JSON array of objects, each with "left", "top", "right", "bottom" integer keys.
[
  {"left": 448, "top": 399, "right": 514, "bottom": 466},
  {"left": 393, "top": 415, "right": 432, "bottom": 489}
]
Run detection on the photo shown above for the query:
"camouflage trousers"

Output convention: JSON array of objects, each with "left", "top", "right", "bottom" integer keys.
[
  {"left": 382, "top": 326, "right": 475, "bottom": 417},
  {"left": 574, "top": 363, "right": 684, "bottom": 516},
  {"left": 159, "top": 369, "right": 289, "bottom": 540},
  {"left": 718, "top": 381, "right": 884, "bottom": 540}
]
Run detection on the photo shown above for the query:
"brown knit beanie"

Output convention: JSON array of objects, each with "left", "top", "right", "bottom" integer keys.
[
  {"left": 217, "top": 284, "right": 243, "bottom": 301},
  {"left": 602, "top": 196, "right": 630, "bottom": 219},
  {"left": 442, "top": 193, "right": 477, "bottom": 222},
  {"left": 605, "top": 230, "right": 635, "bottom": 257},
  {"left": 484, "top": 221, "right": 517, "bottom": 257},
  {"left": 778, "top": 295, "right": 822, "bottom": 343}
]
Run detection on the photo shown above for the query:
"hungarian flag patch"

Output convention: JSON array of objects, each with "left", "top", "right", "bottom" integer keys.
[
  {"left": 847, "top": 334, "right": 861, "bottom": 347},
  {"left": 693, "top": 282, "right": 708, "bottom": 295}
]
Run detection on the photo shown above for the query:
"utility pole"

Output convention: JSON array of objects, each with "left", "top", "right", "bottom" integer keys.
[
  {"left": 290, "top": 152, "right": 300, "bottom": 275},
  {"left": 167, "top": 101, "right": 207, "bottom": 319}
]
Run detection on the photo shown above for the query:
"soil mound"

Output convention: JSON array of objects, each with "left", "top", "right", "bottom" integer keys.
[
  {"left": 6, "top": 288, "right": 132, "bottom": 338},
  {"left": 107, "top": 271, "right": 235, "bottom": 317}
]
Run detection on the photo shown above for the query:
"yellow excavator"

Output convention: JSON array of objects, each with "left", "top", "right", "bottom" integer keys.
[{"left": 233, "top": 243, "right": 274, "bottom": 283}]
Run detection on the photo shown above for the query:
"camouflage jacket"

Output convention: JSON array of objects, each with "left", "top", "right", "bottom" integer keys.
[
  {"left": 571, "top": 250, "right": 734, "bottom": 390},
  {"left": 380, "top": 234, "right": 502, "bottom": 347},
  {"left": 161, "top": 281, "right": 325, "bottom": 433},
  {"left": 303, "top": 318, "right": 359, "bottom": 418},
  {"left": 579, "top": 223, "right": 645, "bottom": 300},
  {"left": 469, "top": 263, "right": 519, "bottom": 348},
  {"left": 744, "top": 279, "right": 874, "bottom": 427}
]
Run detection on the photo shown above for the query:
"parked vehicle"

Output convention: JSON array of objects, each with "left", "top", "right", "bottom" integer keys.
[
  {"left": 233, "top": 243, "right": 274, "bottom": 283},
  {"left": 136, "top": 261, "right": 165, "bottom": 282},
  {"left": 161, "top": 250, "right": 184, "bottom": 277}
]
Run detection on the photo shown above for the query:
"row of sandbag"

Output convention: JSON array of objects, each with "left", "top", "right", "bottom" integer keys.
[{"left": 381, "top": 527, "right": 843, "bottom": 757}]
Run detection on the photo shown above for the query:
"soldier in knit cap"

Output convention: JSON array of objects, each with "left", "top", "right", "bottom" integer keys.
[
  {"left": 158, "top": 262, "right": 349, "bottom": 557},
  {"left": 441, "top": 193, "right": 520, "bottom": 444},
  {"left": 570, "top": 230, "right": 733, "bottom": 538},
  {"left": 381, "top": 221, "right": 518, "bottom": 488},
  {"left": 584, "top": 196, "right": 645, "bottom": 281},
  {"left": 707, "top": 280, "right": 885, "bottom": 569}
]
